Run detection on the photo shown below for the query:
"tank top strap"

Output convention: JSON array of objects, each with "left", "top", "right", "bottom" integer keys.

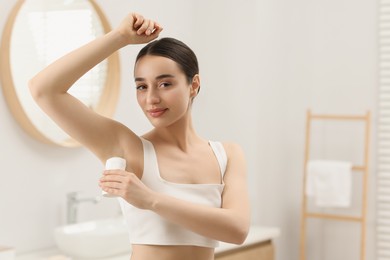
[
  {"left": 139, "top": 137, "right": 159, "bottom": 180},
  {"left": 209, "top": 141, "right": 228, "bottom": 178},
  {"left": 140, "top": 137, "right": 152, "bottom": 152}
]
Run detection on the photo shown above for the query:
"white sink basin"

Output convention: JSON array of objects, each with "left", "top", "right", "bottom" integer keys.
[{"left": 54, "top": 217, "right": 130, "bottom": 259}]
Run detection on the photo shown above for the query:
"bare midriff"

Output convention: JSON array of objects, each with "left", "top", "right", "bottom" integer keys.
[{"left": 130, "top": 244, "right": 215, "bottom": 260}]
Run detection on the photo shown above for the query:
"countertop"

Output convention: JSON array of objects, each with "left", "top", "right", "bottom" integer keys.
[{"left": 16, "top": 226, "right": 280, "bottom": 260}]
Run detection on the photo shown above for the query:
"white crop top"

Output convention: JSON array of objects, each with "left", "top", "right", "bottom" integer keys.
[{"left": 118, "top": 137, "right": 227, "bottom": 248}]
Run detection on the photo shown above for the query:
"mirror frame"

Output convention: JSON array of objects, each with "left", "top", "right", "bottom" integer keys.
[{"left": 0, "top": 0, "right": 120, "bottom": 147}]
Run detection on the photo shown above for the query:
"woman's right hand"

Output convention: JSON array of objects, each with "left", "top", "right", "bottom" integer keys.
[{"left": 116, "top": 13, "right": 163, "bottom": 45}]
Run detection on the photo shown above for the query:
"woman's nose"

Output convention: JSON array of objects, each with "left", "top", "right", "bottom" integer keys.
[{"left": 146, "top": 90, "right": 161, "bottom": 104}]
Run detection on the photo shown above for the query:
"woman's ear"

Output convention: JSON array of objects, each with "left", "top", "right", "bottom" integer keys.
[{"left": 190, "top": 74, "right": 201, "bottom": 97}]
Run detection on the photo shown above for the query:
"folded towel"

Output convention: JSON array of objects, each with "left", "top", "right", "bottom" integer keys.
[{"left": 305, "top": 160, "right": 352, "bottom": 207}]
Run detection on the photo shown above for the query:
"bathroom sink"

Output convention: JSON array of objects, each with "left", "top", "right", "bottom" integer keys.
[{"left": 54, "top": 217, "right": 130, "bottom": 259}]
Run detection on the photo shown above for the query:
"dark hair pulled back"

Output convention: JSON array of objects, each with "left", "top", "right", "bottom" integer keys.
[{"left": 135, "top": 37, "right": 199, "bottom": 84}]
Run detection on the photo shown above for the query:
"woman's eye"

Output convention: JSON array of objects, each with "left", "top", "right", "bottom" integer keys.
[
  {"left": 160, "top": 82, "right": 171, "bottom": 88},
  {"left": 136, "top": 85, "right": 146, "bottom": 90}
]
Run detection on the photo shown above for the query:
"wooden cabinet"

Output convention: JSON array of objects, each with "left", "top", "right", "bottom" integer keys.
[{"left": 215, "top": 240, "right": 274, "bottom": 260}]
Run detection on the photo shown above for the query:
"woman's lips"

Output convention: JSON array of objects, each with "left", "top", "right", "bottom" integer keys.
[{"left": 147, "top": 108, "right": 167, "bottom": 118}]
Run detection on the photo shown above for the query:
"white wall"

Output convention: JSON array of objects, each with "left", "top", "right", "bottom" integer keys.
[
  {"left": 280, "top": 0, "right": 377, "bottom": 259},
  {"left": 0, "top": 0, "right": 377, "bottom": 260}
]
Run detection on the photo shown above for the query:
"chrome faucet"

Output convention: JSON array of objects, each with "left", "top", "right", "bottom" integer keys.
[{"left": 66, "top": 191, "right": 101, "bottom": 224}]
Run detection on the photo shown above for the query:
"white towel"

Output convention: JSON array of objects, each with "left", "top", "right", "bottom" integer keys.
[{"left": 305, "top": 160, "right": 352, "bottom": 207}]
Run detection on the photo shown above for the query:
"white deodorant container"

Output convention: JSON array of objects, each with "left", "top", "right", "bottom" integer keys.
[{"left": 103, "top": 157, "right": 126, "bottom": 197}]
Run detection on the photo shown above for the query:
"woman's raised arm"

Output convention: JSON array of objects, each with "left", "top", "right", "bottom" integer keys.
[{"left": 28, "top": 13, "right": 162, "bottom": 161}]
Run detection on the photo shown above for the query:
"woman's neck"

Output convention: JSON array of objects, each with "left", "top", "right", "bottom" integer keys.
[{"left": 147, "top": 117, "right": 204, "bottom": 152}]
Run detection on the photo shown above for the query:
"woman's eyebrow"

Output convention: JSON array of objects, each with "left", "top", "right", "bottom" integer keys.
[
  {"left": 156, "top": 74, "right": 175, "bottom": 80},
  {"left": 135, "top": 74, "right": 175, "bottom": 82}
]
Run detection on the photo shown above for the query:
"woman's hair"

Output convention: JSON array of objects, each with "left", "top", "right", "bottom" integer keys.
[{"left": 135, "top": 37, "right": 199, "bottom": 84}]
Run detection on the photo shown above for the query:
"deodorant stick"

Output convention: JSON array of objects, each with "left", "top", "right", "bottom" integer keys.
[{"left": 103, "top": 157, "right": 126, "bottom": 197}]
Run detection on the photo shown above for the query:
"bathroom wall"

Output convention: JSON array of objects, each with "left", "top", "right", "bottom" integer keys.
[
  {"left": 0, "top": 0, "right": 377, "bottom": 260},
  {"left": 279, "top": 0, "right": 377, "bottom": 259}
]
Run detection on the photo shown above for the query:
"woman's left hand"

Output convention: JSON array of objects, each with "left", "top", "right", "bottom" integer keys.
[{"left": 99, "top": 170, "right": 155, "bottom": 209}]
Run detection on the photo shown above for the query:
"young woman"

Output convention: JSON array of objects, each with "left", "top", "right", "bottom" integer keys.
[{"left": 29, "top": 13, "right": 250, "bottom": 260}]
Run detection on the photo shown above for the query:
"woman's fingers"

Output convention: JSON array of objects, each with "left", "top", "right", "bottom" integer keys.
[
  {"left": 133, "top": 14, "right": 159, "bottom": 36},
  {"left": 154, "top": 22, "right": 163, "bottom": 32},
  {"left": 118, "top": 13, "right": 163, "bottom": 44},
  {"left": 100, "top": 185, "right": 120, "bottom": 196},
  {"left": 137, "top": 19, "right": 150, "bottom": 35},
  {"left": 99, "top": 174, "right": 126, "bottom": 195},
  {"left": 145, "top": 21, "right": 155, "bottom": 36},
  {"left": 100, "top": 180, "right": 122, "bottom": 189},
  {"left": 132, "top": 13, "right": 144, "bottom": 29},
  {"left": 151, "top": 24, "right": 163, "bottom": 39},
  {"left": 101, "top": 170, "right": 127, "bottom": 181},
  {"left": 132, "top": 13, "right": 152, "bottom": 35},
  {"left": 99, "top": 169, "right": 154, "bottom": 209}
]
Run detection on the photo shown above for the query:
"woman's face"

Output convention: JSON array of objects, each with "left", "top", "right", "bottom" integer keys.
[{"left": 134, "top": 55, "right": 197, "bottom": 128}]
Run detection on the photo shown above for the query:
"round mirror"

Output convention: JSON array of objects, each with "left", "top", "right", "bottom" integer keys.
[{"left": 0, "top": 0, "right": 120, "bottom": 147}]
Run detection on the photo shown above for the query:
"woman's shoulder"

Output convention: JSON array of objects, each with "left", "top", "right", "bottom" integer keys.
[
  {"left": 219, "top": 141, "right": 246, "bottom": 175},
  {"left": 218, "top": 141, "right": 245, "bottom": 158},
  {"left": 219, "top": 140, "right": 242, "bottom": 149}
]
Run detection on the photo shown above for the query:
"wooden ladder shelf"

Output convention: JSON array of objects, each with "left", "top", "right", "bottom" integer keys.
[{"left": 299, "top": 110, "right": 371, "bottom": 260}]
